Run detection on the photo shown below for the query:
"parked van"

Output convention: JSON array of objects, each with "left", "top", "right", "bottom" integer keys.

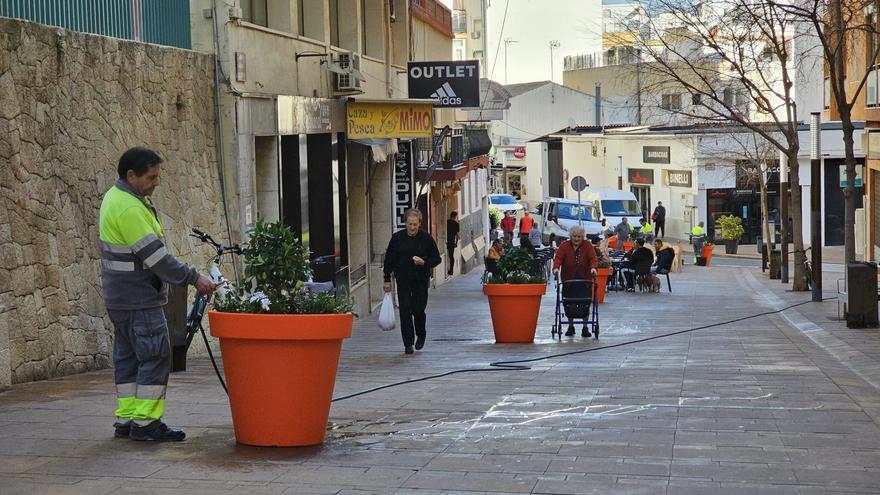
[
  {"left": 582, "top": 188, "right": 644, "bottom": 234},
  {"left": 531, "top": 197, "right": 605, "bottom": 245}
]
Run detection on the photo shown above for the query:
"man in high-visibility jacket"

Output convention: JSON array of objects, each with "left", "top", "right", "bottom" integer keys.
[
  {"left": 639, "top": 217, "right": 653, "bottom": 240},
  {"left": 691, "top": 221, "right": 706, "bottom": 263},
  {"left": 519, "top": 210, "right": 535, "bottom": 249},
  {"left": 100, "top": 147, "right": 217, "bottom": 441}
]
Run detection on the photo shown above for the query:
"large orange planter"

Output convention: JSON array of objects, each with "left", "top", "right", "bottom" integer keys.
[
  {"left": 208, "top": 311, "right": 353, "bottom": 447},
  {"left": 594, "top": 267, "right": 611, "bottom": 303},
  {"left": 482, "top": 283, "right": 546, "bottom": 343},
  {"left": 701, "top": 245, "right": 714, "bottom": 266}
]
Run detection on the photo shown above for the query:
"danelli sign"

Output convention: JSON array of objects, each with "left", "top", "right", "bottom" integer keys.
[{"left": 664, "top": 169, "right": 692, "bottom": 188}]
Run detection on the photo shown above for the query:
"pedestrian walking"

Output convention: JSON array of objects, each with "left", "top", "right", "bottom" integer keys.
[
  {"left": 383, "top": 208, "right": 441, "bottom": 355},
  {"left": 552, "top": 225, "right": 598, "bottom": 337},
  {"left": 99, "top": 147, "right": 218, "bottom": 442},
  {"left": 500, "top": 210, "right": 516, "bottom": 244},
  {"left": 446, "top": 211, "right": 460, "bottom": 277},
  {"left": 690, "top": 221, "right": 706, "bottom": 264},
  {"left": 652, "top": 201, "right": 666, "bottom": 238},
  {"left": 518, "top": 210, "right": 535, "bottom": 248}
]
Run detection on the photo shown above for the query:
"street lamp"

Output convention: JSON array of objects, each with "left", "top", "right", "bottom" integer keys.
[
  {"left": 503, "top": 38, "right": 518, "bottom": 84},
  {"left": 810, "top": 112, "right": 822, "bottom": 301},
  {"left": 549, "top": 40, "right": 560, "bottom": 83}
]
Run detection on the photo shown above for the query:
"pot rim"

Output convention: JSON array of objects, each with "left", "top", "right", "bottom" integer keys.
[{"left": 207, "top": 311, "right": 353, "bottom": 340}]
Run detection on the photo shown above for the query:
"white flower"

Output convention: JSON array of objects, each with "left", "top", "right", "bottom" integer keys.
[{"left": 249, "top": 291, "right": 271, "bottom": 311}]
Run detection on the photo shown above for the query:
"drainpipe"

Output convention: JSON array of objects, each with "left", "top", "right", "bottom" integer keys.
[
  {"left": 595, "top": 82, "right": 602, "bottom": 127},
  {"left": 384, "top": 0, "right": 393, "bottom": 97}
]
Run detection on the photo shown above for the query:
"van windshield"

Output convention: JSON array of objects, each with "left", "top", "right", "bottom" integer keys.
[
  {"left": 557, "top": 203, "right": 595, "bottom": 221},
  {"left": 601, "top": 199, "right": 641, "bottom": 216}
]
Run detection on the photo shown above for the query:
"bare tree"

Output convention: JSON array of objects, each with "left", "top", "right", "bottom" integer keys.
[
  {"left": 705, "top": 130, "right": 782, "bottom": 269},
  {"left": 773, "top": 0, "right": 879, "bottom": 263},
  {"left": 608, "top": 0, "right": 810, "bottom": 289}
]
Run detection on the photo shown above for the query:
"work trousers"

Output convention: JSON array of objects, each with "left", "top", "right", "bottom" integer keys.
[
  {"left": 108, "top": 307, "right": 172, "bottom": 426},
  {"left": 396, "top": 278, "right": 430, "bottom": 347}
]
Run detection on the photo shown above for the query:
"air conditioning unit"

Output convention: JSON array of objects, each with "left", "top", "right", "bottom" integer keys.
[
  {"left": 471, "top": 31, "right": 481, "bottom": 39},
  {"left": 334, "top": 52, "right": 364, "bottom": 93}
]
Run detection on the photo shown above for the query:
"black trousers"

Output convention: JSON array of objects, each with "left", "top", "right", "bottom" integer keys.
[
  {"left": 397, "top": 278, "right": 429, "bottom": 347},
  {"left": 447, "top": 245, "right": 455, "bottom": 274},
  {"left": 655, "top": 221, "right": 665, "bottom": 238}
]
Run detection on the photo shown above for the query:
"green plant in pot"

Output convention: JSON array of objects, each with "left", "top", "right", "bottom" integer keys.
[
  {"left": 482, "top": 247, "right": 547, "bottom": 343},
  {"left": 717, "top": 215, "right": 745, "bottom": 255},
  {"left": 208, "top": 220, "right": 354, "bottom": 447}
]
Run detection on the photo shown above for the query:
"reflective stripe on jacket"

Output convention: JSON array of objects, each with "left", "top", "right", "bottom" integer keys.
[{"left": 99, "top": 179, "right": 199, "bottom": 310}]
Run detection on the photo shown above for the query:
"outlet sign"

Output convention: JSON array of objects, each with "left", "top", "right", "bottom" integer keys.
[{"left": 408, "top": 60, "right": 481, "bottom": 108}]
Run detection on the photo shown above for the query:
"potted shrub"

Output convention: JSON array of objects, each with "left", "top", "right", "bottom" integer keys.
[
  {"left": 701, "top": 241, "right": 715, "bottom": 266},
  {"left": 717, "top": 215, "right": 745, "bottom": 254},
  {"left": 482, "top": 247, "right": 546, "bottom": 343},
  {"left": 208, "top": 221, "right": 354, "bottom": 447}
]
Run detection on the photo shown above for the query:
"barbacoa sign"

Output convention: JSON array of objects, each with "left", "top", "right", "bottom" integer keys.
[{"left": 408, "top": 60, "right": 480, "bottom": 108}]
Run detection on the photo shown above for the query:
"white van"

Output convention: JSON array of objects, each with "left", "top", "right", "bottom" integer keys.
[
  {"left": 531, "top": 197, "right": 605, "bottom": 245},
  {"left": 582, "top": 188, "right": 644, "bottom": 234}
]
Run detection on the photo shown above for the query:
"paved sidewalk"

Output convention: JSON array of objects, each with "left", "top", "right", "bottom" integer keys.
[{"left": 1, "top": 263, "right": 880, "bottom": 494}]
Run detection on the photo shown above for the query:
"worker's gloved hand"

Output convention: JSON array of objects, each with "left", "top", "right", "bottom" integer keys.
[{"left": 195, "top": 275, "right": 218, "bottom": 294}]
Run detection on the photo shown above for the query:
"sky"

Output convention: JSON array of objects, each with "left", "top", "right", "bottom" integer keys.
[{"left": 440, "top": 0, "right": 606, "bottom": 86}]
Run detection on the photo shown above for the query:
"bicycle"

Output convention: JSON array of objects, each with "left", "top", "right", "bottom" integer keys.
[{"left": 183, "top": 228, "right": 243, "bottom": 392}]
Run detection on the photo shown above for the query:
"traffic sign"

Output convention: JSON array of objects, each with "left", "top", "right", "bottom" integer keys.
[{"left": 570, "top": 175, "right": 588, "bottom": 192}]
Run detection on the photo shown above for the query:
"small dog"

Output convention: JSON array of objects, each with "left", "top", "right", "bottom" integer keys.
[{"left": 649, "top": 274, "right": 661, "bottom": 293}]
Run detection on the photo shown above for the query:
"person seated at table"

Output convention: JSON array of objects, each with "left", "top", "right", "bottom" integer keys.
[
  {"left": 652, "top": 238, "right": 675, "bottom": 274},
  {"left": 485, "top": 239, "right": 504, "bottom": 276},
  {"left": 552, "top": 226, "right": 598, "bottom": 338},
  {"left": 622, "top": 238, "right": 654, "bottom": 291}
]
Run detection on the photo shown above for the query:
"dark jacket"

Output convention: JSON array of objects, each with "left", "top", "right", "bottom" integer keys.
[
  {"left": 383, "top": 229, "right": 441, "bottom": 283},
  {"left": 627, "top": 247, "right": 654, "bottom": 273},
  {"left": 552, "top": 240, "right": 598, "bottom": 281},
  {"left": 653, "top": 205, "right": 666, "bottom": 222},
  {"left": 446, "top": 219, "right": 459, "bottom": 248},
  {"left": 654, "top": 247, "right": 675, "bottom": 272}
]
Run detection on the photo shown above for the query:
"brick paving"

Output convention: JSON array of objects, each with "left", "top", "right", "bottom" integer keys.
[{"left": 1, "top": 262, "right": 880, "bottom": 494}]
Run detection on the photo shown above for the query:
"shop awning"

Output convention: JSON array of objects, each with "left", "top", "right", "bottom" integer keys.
[{"left": 466, "top": 128, "right": 492, "bottom": 158}]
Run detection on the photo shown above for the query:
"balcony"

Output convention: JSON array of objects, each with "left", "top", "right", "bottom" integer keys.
[
  {"left": 412, "top": 0, "right": 453, "bottom": 38},
  {"left": 452, "top": 10, "right": 467, "bottom": 34},
  {"left": 415, "top": 128, "right": 491, "bottom": 182}
]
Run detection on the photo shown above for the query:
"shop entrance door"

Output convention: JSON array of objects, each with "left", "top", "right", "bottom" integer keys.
[{"left": 631, "top": 185, "right": 651, "bottom": 219}]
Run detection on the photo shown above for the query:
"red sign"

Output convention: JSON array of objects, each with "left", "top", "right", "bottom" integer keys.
[
  {"left": 513, "top": 147, "right": 526, "bottom": 159},
  {"left": 627, "top": 168, "right": 654, "bottom": 185}
]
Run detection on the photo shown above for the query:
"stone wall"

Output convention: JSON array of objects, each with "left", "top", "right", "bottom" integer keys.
[{"left": 0, "top": 18, "right": 226, "bottom": 389}]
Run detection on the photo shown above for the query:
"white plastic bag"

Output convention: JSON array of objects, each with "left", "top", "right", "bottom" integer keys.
[{"left": 378, "top": 292, "right": 396, "bottom": 331}]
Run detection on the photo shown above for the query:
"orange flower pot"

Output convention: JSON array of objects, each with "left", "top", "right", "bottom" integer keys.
[
  {"left": 208, "top": 311, "right": 353, "bottom": 447},
  {"left": 701, "top": 245, "right": 714, "bottom": 266},
  {"left": 595, "top": 267, "right": 611, "bottom": 303},
  {"left": 482, "top": 283, "right": 547, "bottom": 343}
]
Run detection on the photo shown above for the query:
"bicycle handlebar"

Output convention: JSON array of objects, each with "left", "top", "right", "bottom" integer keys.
[{"left": 191, "top": 228, "right": 243, "bottom": 255}]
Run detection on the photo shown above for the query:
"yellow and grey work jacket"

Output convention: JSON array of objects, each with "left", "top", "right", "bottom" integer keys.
[{"left": 98, "top": 179, "right": 199, "bottom": 310}]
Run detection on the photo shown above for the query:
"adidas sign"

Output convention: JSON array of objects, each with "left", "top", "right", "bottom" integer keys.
[{"left": 429, "top": 82, "right": 462, "bottom": 106}]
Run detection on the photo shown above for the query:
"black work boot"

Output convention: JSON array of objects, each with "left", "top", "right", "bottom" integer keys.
[
  {"left": 565, "top": 325, "right": 576, "bottom": 336},
  {"left": 129, "top": 421, "right": 186, "bottom": 442},
  {"left": 404, "top": 345, "right": 414, "bottom": 354},
  {"left": 582, "top": 326, "right": 591, "bottom": 338},
  {"left": 113, "top": 421, "right": 131, "bottom": 439},
  {"left": 415, "top": 333, "right": 426, "bottom": 350}
]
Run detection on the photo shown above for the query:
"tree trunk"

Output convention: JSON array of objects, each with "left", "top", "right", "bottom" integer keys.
[
  {"left": 788, "top": 149, "right": 807, "bottom": 291},
  {"left": 840, "top": 113, "right": 858, "bottom": 263}
]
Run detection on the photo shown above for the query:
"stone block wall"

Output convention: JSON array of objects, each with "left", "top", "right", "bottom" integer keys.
[{"left": 0, "top": 18, "right": 226, "bottom": 389}]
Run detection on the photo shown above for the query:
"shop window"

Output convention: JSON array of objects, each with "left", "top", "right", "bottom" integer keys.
[{"left": 299, "top": 0, "right": 325, "bottom": 41}]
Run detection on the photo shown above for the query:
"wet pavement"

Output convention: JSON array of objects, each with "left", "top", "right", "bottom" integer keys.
[{"left": 2, "top": 263, "right": 880, "bottom": 494}]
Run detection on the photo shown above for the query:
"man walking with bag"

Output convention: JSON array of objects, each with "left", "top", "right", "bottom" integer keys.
[{"left": 384, "top": 208, "right": 441, "bottom": 354}]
